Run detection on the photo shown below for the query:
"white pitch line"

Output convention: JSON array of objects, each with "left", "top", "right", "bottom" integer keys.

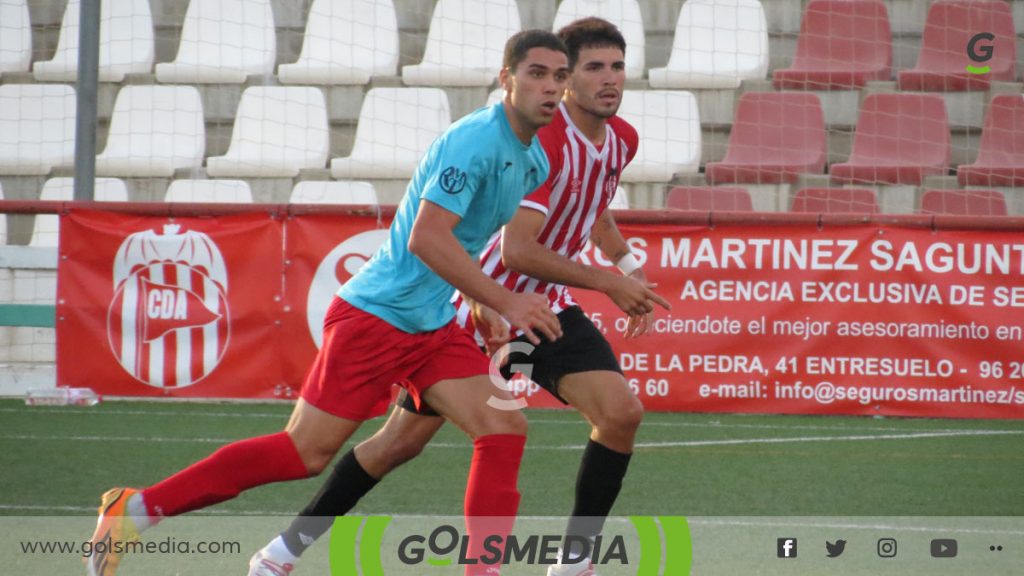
[
  {"left": 530, "top": 418, "right": 1024, "bottom": 435},
  {"left": 3, "top": 429, "right": 1022, "bottom": 450},
  {"left": 6, "top": 408, "right": 1022, "bottom": 438},
  {"left": 628, "top": 429, "right": 1024, "bottom": 449},
  {"left": 433, "top": 429, "right": 1024, "bottom": 450},
  {"left": 0, "top": 434, "right": 238, "bottom": 444},
  {"left": 0, "top": 408, "right": 288, "bottom": 419}
]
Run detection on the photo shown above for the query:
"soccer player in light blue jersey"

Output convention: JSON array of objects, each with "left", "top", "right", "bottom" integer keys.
[{"left": 86, "top": 30, "right": 569, "bottom": 576}]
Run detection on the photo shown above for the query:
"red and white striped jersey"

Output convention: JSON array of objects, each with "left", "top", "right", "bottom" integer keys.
[{"left": 455, "top": 103, "right": 638, "bottom": 328}]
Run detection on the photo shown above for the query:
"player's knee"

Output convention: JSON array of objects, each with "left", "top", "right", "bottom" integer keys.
[
  {"left": 596, "top": 395, "right": 644, "bottom": 436},
  {"left": 300, "top": 448, "right": 336, "bottom": 476},
  {"left": 382, "top": 436, "right": 427, "bottom": 468},
  {"left": 489, "top": 408, "right": 528, "bottom": 437}
]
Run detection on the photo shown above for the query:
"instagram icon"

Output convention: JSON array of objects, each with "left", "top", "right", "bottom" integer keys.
[{"left": 877, "top": 538, "right": 897, "bottom": 558}]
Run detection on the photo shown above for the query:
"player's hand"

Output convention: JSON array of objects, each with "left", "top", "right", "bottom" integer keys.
[
  {"left": 471, "top": 301, "right": 511, "bottom": 355},
  {"left": 603, "top": 268, "right": 671, "bottom": 320},
  {"left": 618, "top": 268, "right": 659, "bottom": 336},
  {"left": 499, "top": 292, "right": 562, "bottom": 345},
  {"left": 622, "top": 268, "right": 658, "bottom": 338}
]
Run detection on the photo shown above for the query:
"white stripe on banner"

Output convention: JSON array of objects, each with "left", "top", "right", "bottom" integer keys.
[
  {"left": 119, "top": 273, "right": 138, "bottom": 378},
  {"left": 203, "top": 272, "right": 220, "bottom": 378},
  {"left": 148, "top": 265, "right": 164, "bottom": 387},
  {"left": 176, "top": 263, "right": 193, "bottom": 386}
]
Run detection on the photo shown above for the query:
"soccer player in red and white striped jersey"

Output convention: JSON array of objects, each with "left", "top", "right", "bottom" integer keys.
[
  {"left": 462, "top": 95, "right": 640, "bottom": 325},
  {"left": 247, "top": 18, "right": 669, "bottom": 576}
]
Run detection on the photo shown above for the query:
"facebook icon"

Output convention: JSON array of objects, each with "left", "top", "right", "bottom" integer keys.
[{"left": 777, "top": 538, "right": 798, "bottom": 558}]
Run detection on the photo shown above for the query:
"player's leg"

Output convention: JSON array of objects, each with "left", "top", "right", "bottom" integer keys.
[
  {"left": 508, "top": 306, "right": 640, "bottom": 575},
  {"left": 556, "top": 370, "right": 642, "bottom": 544},
  {"left": 87, "top": 399, "right": 360, "bottom": 576},
  {"left": 250, "top": 393, "right": 444, "bottom": 575},
  {"left": 422, "top": 375, "right": 529, "bottom": 576},
  {"left": 413, "top": 326, "right": 529, "bottom": 576}
]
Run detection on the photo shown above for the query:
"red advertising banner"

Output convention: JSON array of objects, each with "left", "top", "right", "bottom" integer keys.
[
  {"left": 278, "top": 212, "right": 393, "bottom": 398},
  {"left": 57, "top": 208, "right": 1024, "bottom": 418},
  {"left": 570, "top": 222, "right": 1024, "bottom": 419},
  {"left": 58, "top": 210, "right": 286, "bottom": 398}
]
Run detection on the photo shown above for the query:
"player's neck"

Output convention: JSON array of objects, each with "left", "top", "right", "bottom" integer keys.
[
  {"left": 503, "top": 101, "right": 538, "bottom": 146},
  {"left": 564, "top": 99, "right": 607, "bottom": 147}
]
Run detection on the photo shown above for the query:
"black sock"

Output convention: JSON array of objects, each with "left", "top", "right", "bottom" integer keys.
[
  {"left": 280, "top": 448, "right": 379, "bottom": 557},
  {"left": 564, "top": 440, "right": 632, "bottom": 559}
]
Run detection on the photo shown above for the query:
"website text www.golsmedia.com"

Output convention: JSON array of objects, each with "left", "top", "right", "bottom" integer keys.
[{"left": 20, "top": 537, "right": 241, "bottom": 558}]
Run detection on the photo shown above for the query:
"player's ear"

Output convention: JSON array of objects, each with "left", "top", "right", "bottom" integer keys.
[{"left": 499, "top": 66, "right": 513, "bottom": 96}]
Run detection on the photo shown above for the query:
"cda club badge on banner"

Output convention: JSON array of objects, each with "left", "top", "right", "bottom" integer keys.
[
  {"left": 58, "top": 210, "right": 285, "bottom": 398},
  {"left": 106, "top": 224, "right": 230, "bottom": 388}
]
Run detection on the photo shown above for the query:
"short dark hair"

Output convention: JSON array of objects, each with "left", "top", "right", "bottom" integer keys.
[
  {"left": 556, "top": 17, "right": 627, "bottom": 70},
  {"left": 503, "top": 29, "right": 568, "bottom": 72}
]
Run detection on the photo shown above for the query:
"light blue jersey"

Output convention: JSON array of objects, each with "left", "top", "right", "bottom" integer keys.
[{"left": 339, "top": 103, "right": 550, "bottom": 333}]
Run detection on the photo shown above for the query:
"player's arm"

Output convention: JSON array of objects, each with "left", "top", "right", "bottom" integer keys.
[
  {"left": 460, "top": 293, "right": 512, "bottom": 354},
  {"left": 500, "top": 207, "right": 670, "bottom": 319},
  {"left": 589, "top": 209, "right": 669, "bottom": 337},
  {"left": 408, "top": 200, "right": 561, "bottom": 344}
]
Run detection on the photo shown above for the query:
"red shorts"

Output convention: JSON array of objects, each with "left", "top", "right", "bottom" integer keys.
[{"left": 300, "top": 297, "right": 492, "bottom": 420}]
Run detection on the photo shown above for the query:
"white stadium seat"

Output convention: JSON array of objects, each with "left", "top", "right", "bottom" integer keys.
[
  {"left": 155, "top": 0, "right": 276, "bottom": 83},
  {"left": 206, "top": 87, "right": 329, "bottom": 178},
  {"left": 278, "top": 0, "right": 398, "bottom": 85},
  {"left": 552, "top": 0, "right": 646, "bottom": 79},
  {"left": 0, "top": 0, "right": 32, "bottom": 77},
  {"left": 290, "top": 181, "right": 379, "bottom": 205},
  {"left": 0, "top": 84, "right": 76, "bottom": 176},
  {"left": 402, "top": 0, "right": 521, "bottom": 86},
  {"left": 31, "top": 178, "right": 129, "bottom": 247},
  {"left": 648, "top": 0, "right": 769, "bottom": 89},
  {"left": 95, "top": 86, "right": 205, "bottom": 178},
  {"left": 32, "top": 0, "right": 154, "bottom": 82},
  {"left": 164, "top": 179, "right": 254, "bottom": 203},
  {"left": 616, "top": 90, "right": 702, "bottom": 182},
  {"left": 331, "top": 87, "right": 451, "bottom": 179}
]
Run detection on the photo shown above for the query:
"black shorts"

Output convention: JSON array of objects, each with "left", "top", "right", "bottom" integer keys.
[{"left": 398, "top": 306, "right": 621, "bottom": 415}]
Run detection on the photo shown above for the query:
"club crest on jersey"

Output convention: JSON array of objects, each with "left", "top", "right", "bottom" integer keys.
[
  {"left": 570, "top": 178, "right": 583, "bottom": 195},
  {"left": 440, "top": 166, "right": 468, "bottom": 194},
  {"left": 605, "top": 175, "right": 619, "bottom": 195},
  {"left": 106, "top": 224, "right": 230, "bottom": 389}
]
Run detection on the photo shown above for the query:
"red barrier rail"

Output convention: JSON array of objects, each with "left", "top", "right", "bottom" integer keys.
[{"left": 2, "top": 200, "right": 1024, "bottom": 231}]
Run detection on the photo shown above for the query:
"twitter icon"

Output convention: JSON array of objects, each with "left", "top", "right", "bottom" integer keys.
[{"left": 826, "top": 540, "right": 847, "bottom": 558}]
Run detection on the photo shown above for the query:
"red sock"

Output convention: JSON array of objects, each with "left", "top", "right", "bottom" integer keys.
[
  {"left": 142, "top": 432, "right": 309, "bottom": 519},
  {"left": 464, "top": 433, "right": 526, "bottom": 576}
]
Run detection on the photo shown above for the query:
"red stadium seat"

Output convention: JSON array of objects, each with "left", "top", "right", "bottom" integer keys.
[
  {"left": 705, "top": 92, "right": 827, "bottom": 184},
  {"left": 830, "top": 93, "right": 950, "bottom": 185},
  {"left": 790, "top": 188, "right": 879, "bottom": 213},
  {"left": 773, "top": 0, "right": 891, "bottom": 90},
  {"left": 957, "top": 94, "right": 1024, "bottom": 187},
  {"left": 666, "top": 186, "right": 753, "bottom": 211},
  {"left": 897, "top": 0, "right": 1016, "bottom": 91},
  {"left": 919, "top": 189, "right": 1008, "bottom": 215}
]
